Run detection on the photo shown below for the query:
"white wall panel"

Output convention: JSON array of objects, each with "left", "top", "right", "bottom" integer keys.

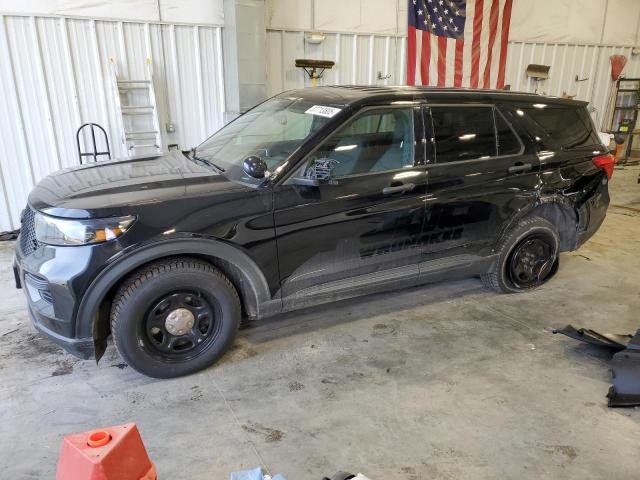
[
  {"left": 266, "top": 0, "right": 404, "bottom": 35},
  {"left": 0, "top": 14, "right": 225, "bottom": 231},
  {"left": 266, "top": 0, "right": 640, "bottom": 46},
  {"left": 0, "top": 0, "right": 224, "bottom": 25},
  {"left": 602, "top": 0, "right": 640, "bottom": 46},
  {"left": 511, "top": 0, "right": 607, "bottom": 44},
  {"left": 266, "top": 0, "right": 312, "bottom": 31}
]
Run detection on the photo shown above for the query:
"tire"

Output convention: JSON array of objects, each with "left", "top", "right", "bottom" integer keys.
[
  {"left": 110, "top": 256, "right": 241, "bottom": 378},
  {"left": 481, "top": 216, "right": 560, "bottom": 294}
]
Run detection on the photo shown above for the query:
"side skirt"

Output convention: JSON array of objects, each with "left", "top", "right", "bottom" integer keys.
[{"left": 270, "top": 254, "right": 496, "bottom": 316}]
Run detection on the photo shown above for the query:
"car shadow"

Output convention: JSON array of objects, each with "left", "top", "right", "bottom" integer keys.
[{"left": 237, "top": 277, "right": 485, "bottom": 345}]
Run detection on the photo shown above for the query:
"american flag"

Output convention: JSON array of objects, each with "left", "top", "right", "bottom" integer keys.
[{"left": 407, "top": 0, "right": 513, "bottom": 89}]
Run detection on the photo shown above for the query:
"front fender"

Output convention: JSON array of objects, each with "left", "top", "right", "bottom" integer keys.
[{"left": 74, "top": 236, "right": 275, "bottom": 356}]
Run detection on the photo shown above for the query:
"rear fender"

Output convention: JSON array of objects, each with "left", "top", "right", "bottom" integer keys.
[{"left": 493, "top": 195, "right": 578, "bottom": 254}]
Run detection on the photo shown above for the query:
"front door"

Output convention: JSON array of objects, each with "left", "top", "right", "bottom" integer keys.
[{"left": 273, "top": 105, "right": 427, "bottom": 307}]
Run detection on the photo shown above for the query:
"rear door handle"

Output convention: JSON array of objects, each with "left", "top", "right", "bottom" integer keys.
[
  {"left": 508, "top": 163, "right": 532, "bottom": 174},
  {"left": 383, "top": 183, "right": 415, "bottom": 195}
]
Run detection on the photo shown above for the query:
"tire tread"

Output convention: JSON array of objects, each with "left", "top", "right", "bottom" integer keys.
[
  {"left": 109, "top": 256, "right": 240, "bottom": 377},
  {"left": 481, "top": 216, "right": 558, "bottom": 294}
]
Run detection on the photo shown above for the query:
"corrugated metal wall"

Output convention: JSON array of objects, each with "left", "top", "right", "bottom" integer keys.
[
  {"left": 0, "top": 14, "right": 225, "bottom": 231},
  {"left": 266, "top": 29, "right": 407, "bottom": 95},
  {"left": 505, "top": 42, "right": 640, "bottom": 129},
  {"left": 267, "top": 28, "right": 640, "bottom": 130},
  {"left": 3, "top": 18, "right": 640, "bottom": 231}
]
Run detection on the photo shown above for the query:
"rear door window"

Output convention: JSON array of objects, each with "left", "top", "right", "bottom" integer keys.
[
  {"left": 520, "top": 105, "right": 599, "bottom": 149},
  {"left": 430, "top": 106, "right": 522, "bottom": 162}
]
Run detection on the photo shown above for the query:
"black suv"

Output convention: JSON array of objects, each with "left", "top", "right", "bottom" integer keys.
[{"left": 14, "top": 86, "right": 613, "bottom": 378}]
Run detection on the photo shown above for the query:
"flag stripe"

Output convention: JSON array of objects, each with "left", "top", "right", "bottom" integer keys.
[
  {"left": 496, "top": 0, "right": 513, "bottom": 88},
  {"left": 462, "top": 2, "right": 476, "bottom": 87},
  {"left": 407, "top": 25, "right": 417, "bottom": 86},
  {"left": 437, "top": 35, "right": 447, "bottom": 87},
  {"left": 470, "top": 0, "right": 484, "bottom": 88},
  {"left": 482, "top": 0, "right": 500, "bottom": 88},
  {"left": 420, "top": 30, "right": 431, "bottom": 85},
  {"left": 429, "top": 33, "right": 439, "bottom": 86},
  {"left": 454, "top": 39, "right": 464, "bottom": 87},
  {"left": 445, "top": 37, "right": 456, "bottom": 87}
]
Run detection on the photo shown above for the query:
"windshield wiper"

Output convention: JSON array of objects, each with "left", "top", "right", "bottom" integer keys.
[{"left": 189, "top": 147, "right": 225, "bottom": 173}]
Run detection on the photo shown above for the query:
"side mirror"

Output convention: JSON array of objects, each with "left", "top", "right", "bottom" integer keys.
[{"left": 243, "top": 155, "right": 268, "bottom": 179}]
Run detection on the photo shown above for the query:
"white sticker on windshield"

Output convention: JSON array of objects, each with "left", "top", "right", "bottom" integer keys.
[{"left": 305, "top": 105, "right": 342, "bottom": 118}]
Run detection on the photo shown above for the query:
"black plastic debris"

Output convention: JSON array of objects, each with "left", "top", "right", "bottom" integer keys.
[
  {"left": 0, "top": 230, "right": 19, "bottom": 241},
  {"left": 553, "top": 324, "right": 632, "bottom": 351},
  {"left": 608, "top": 330, "right": 640, "bottom": 408},
  {"left": 323, "top": 473, "right": 355, "bottom": 480},
  {"left": 554, "top": 324, "right": 640, "bottom": 408}
]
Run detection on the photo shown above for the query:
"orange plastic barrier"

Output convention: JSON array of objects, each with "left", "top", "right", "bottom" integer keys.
[{"left": 56, "top": 423, "right": 156, "bottom": 480}]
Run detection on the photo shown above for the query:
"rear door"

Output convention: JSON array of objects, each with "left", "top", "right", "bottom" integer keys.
[
  {"left": 273, "top": 105, "right": 427, "bottom": 306},
  {"left": 420, "top": 103, "right": 540, "bottom": 267}
]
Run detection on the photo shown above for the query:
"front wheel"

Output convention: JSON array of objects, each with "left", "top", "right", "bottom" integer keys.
[
  {"left": 110, "top": 257, "right": 241, "bottom": 378},
  {"left": 482, "top": 217, "right": 560, "bottom": 293}
]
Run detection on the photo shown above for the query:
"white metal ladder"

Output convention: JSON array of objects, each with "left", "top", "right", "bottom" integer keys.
[{"left": 109, "top": 58, "right": 162, "bottom": 157}]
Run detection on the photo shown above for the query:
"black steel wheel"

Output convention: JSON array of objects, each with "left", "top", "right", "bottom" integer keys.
[
  {"left": 507, "top": 234, "right": 557, "bottom": 289},
  {"left": 110, "top": 257, "right": 241, "bottom": 378},
  {"left": 144, "top": 290, "right": 221, "bottom": 360},
  {"left": 482, "top": 216, "right": 560, "bottom": 293}
]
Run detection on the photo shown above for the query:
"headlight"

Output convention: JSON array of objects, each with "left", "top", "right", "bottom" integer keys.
[{"left": 34, "top": 213, "right": 135, "bottom": 246}]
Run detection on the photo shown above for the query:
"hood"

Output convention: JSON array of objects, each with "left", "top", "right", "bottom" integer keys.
[{"left": 29, "top": 151, "right": 249, "bottom": 219}]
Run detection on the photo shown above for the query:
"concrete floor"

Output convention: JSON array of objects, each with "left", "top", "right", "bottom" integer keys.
[{"left": 1, "top": 166, "right": 639, "bottom": 480}]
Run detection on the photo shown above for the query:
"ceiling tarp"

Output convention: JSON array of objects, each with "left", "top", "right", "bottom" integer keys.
[
  {"left": 0, "top": 0, "right": 224, "bottom": 25},
  {"left": 467, "top": 0, "right": 640, "bottom": 46}
]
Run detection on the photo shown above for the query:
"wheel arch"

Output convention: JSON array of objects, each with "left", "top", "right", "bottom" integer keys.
[
  {"left": 497, "top": 198, "right": 578, "bottom": 254},
  {"left": 75, "top": 237, "right": 274, "bottom": 359}
]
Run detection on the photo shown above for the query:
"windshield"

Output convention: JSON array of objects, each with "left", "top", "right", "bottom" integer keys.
[{"left": 195, "top": 97, "right": 337, "bottom": 185}]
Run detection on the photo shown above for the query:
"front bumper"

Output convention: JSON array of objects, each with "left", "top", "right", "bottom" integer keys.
[
  {"left": 13, "top": 255, "right": 96, "bottom": 360},
  {"left": 28, "top": 302, "right": 95, "bottom": 359}
]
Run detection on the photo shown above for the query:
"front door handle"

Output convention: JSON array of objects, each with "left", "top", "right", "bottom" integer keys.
[
  {"left": 508, "top": 163, "right": 532, "bottom": 174},
  {"left": 383, "top": 183, "right": 415, "bottom": 195}
]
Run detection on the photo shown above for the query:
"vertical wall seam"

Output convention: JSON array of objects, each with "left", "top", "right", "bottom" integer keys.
[
  {"left": 0, "top": 15, "right": 36, "bottom": 186},
  {"left": 60, "top": 18, "right": 82, "bottom": 133},
  {"left": 215, "top": 26, "right": 226, "bottom": 124},
  {"left": 117, "top": 21, "right": 129, "bottom": 78},
  {"left": 556, "top": 44, "right": 568, "bottom": 96},
  {"left": 352, "top": 34, "right": 358, "bottom": 84},
  {"left": 30, "top": 16, "right": 63, "bottom": 171},
  {"left": 89, "top": 19, "right": 113, "bottom": 155},
  {"left": 169, "top": 24, "right": 185, "bottom": 148},
  {"left": 193, "top": 25, "right": 206, "bottom": 141},
  {"left": 368, "top": 34, "right": 374, "bottom": 84},
  {"left": 383, "top": 36, "right": 390, "bottom": 85},
  {"left": 335, "top": 33, "right": 341, "bottom": 84}
]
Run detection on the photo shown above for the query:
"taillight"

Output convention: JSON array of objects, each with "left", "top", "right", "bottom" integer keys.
[{"left": 592, "top": 153, "right": 615, "bottom": 180}]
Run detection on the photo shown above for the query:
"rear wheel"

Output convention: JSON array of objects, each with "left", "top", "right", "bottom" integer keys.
[
  {"left": 482, "top": 216, "right": 560, "bottom": 293},
  {"left": 110, "top": 257, "right": 240, "bottom": 378}
]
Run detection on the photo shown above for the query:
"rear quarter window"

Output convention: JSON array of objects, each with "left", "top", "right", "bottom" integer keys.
[{"left": 520, "top": 104, "right": 599, "bottom": 149}]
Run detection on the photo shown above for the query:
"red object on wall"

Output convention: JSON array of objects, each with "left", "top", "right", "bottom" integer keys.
[
  {"left": 56, "top": 423, "right": 156, "bottom": 480},
  {"left": 611, "top": 55, "right": 627, "bottom": 81}
]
